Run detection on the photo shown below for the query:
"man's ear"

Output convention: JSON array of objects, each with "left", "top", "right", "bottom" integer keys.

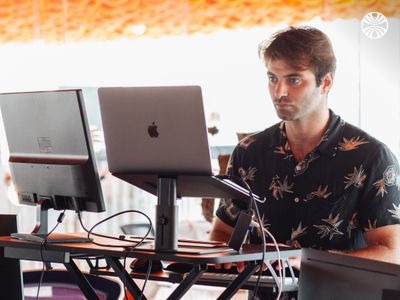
[{"left": 321, "top": 72, "right": 334, "bottom": 95}]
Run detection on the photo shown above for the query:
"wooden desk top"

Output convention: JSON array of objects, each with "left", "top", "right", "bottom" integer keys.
[{"left": 0, "top": 235, "right": 301, "bottom": 264}]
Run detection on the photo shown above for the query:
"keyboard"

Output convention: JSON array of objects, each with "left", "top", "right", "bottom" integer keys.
[
  {"left": 198, "top": 272, "right": 298, "bottom": 288},
  {"left": 168, "top": 268, "right": 298, "bottom": 291},
  {"left": 10, "top": 233, "right": 91, "bottom": 244}
]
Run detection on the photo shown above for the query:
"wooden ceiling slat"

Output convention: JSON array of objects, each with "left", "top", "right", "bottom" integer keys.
[{"left": 0, "top": 0, "right": 398, "bottom": 43}]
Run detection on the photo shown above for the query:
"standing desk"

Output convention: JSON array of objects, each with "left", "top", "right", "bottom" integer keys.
[{"left": 0, "top": 235, "right": 300, "bottom": 300}]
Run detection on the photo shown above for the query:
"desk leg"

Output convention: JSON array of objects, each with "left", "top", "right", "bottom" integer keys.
[
  {"left": 64, "top": 259, "right": 100, "bottom": 300},
  {"left": 217, "top": 262, "right": 259, "bottom": 300},
  {"left": 106, "top": 256, "right": 147, "bottom": 300},
  {"left": 167, "top": 264, "right": 206, "bottom": 300}
]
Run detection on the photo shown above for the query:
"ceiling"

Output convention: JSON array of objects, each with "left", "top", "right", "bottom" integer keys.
[{"left": 0, "top": 0, "right": 398, "bottom": 43}]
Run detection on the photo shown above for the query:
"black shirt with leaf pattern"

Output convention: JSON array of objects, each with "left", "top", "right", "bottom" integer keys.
[{"left": 216, "top": 110, "right": 400, "bottom": 250}]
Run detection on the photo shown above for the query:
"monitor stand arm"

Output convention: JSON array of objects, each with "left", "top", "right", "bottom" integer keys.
[
  {"left": 14, "top": 199, "right": 53, "bottom": 269},
  {"left": 32, "top": 202, "right": 50, "bottom": 235},
  {"left": 155, "top": 177, "right": 179, "bottom": 252}
]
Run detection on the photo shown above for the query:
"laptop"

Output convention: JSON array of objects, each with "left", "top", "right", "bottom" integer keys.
[{"left": 98, "top": 85, "right": 257, "bottom": 200}]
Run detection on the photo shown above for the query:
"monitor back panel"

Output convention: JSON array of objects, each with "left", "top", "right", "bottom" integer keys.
[
  {"left": 298, "top": 248, "right": 400, "bottom": 300},
  {"left": 98, "top": 86, "right": 212, "bottom": 176}
]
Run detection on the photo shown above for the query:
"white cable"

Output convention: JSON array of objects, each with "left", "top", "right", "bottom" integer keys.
[
  {"left": 252, "top": 202, "right": 283, "bottom": 300},
  {"left": 263, "top": 228, "right": 283, "bottom": 300}
]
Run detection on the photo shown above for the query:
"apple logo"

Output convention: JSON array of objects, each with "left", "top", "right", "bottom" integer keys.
[{"left": 147, "top": 121, "right": 159, "bottom": 138}]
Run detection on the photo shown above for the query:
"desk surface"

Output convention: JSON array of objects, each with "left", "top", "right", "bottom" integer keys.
[
  {"left": 0, "top": 235, "right": 301, "bottom": 264},
  {"left": 0, "top": 235, "right": 301, "bottom": 299}
]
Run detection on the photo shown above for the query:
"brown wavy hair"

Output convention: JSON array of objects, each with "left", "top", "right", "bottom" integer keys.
[{"left": 259, "top": 26, "right": 336, "bottom": 86}]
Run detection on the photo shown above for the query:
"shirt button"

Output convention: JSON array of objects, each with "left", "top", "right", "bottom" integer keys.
[
  {"left": 294, "top": 197, "right": 300, "bottom": 203},
  {"left": 295, "top": 165, "right": 301, "bottom": 171}
]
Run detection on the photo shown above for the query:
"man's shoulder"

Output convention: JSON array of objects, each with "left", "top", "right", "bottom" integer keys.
[
  {"left": 239, "top": 123, "right": 280, "bottom": 148},
  {"left": 255, "top": 122, "right": 281, "bottom": 141},
  {"left": 341, "top": 120, "right": 385, "bottom": 148},
  {"left": 339, "top": 119, "right": 397, "bottom": 163},
  {"left": 232, "top": 123, "right": 280, "bottom": 158}
]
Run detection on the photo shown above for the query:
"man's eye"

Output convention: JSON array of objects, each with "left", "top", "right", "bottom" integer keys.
[
  {"left": 268, "top": 76, "right": 278, "bottom": 84},
  {"left": 288, "top": 78, "right": 300, "bottom": 85}
]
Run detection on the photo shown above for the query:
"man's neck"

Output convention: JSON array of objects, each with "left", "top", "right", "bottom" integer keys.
[{"left": 285, "top": 109, "right": 330, "bottom": 162}]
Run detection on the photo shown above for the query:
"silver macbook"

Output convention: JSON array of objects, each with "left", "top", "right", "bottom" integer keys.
[
  {"left": 99, "top": 86, "right": 211, "bottom": 175},
  {"left": 98, "top": 85, "right": 256, "bottom": 200}
]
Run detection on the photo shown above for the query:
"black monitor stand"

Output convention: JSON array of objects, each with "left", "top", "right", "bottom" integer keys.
[
  {"left": 10, "top": 199, "right": 90, "bottom": 244},
  {"left": 155, "top": 177, "right": 179, "bottom": 252},
  {"left": 10, "top": 199, "right": 51, "bottom": 243}
]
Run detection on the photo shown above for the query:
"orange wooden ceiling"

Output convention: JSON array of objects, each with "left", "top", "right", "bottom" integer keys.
[{"left": 0, "top": 0, "right": 399, "bottom": 43}]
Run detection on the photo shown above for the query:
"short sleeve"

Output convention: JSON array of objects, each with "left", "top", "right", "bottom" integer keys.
[
  {"left": 215, "top": 144, "right": 249, "bottom": 227},
  {"left": 358, "top": 144, "right": 400, "bottom": 231}
]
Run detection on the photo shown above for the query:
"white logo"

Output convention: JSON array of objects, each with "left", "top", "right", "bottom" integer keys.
[{"left": 361, "top": 12, "right": 388, "bottom": 39}]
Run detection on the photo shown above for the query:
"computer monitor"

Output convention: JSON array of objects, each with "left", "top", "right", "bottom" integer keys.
[
  {"left": 298, "top": 248, "right": 400, "bottom": 300},
  {"left": 0, "top": 89, "right": 105, "bottom": 240}
]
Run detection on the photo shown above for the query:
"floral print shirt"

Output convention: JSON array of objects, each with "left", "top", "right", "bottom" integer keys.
[{"left": 216, "top": 110, "right": 400, "bottom": 250}]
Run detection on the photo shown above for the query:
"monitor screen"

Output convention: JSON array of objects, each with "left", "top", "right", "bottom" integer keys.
[
  {"left": 298, "top": 248, "right": 400, "bottom": 300},
  {"left": 0, "top": 89, "right": 105, "bottom": 218}
]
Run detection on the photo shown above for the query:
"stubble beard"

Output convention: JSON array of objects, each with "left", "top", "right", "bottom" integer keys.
[{"left": 273, "top": 97, "right": 298, "bottom": 121}]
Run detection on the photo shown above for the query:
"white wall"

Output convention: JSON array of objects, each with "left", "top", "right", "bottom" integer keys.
[{"left": 0, "top": 17, "right": 399, "bottom": 231}]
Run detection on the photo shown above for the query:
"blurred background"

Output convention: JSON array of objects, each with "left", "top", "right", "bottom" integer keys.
[{"left": 0, "top": 1, "right": 399, "bottom": 298}]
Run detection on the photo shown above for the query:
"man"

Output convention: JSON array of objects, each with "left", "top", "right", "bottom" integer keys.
[{"left": 209, "top": 26, "right": 400, "bottom": 299}]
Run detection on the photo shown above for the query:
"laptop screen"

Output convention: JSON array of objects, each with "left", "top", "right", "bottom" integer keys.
[{"left": 98, "top": 85, "right": 212, "bottom": 176}]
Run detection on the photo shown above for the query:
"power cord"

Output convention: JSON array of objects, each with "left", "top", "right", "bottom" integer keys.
[
  {"left": 36, "top": 209, "right": 66, "bottom": 300},
  {"left": 77, "top": 209, "right": 153, "bottom": 300},
  {"left": 253, "top": 201, "right": 283, "bottom": 300},
  {"left": 230, "top": 176, "right": 283, "bottom": 300},
  {"left": 138, "top": 259, "right": 152, "bottom": 300},
  {"left": 77, "top": 210, "right": 152, "bottom": 248}
]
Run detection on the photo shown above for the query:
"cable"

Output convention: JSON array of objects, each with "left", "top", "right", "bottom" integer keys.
[
  {"left": 77, "top": 209, "right": 153, "bottom": 300},
  {"left": 253, "top": 194, "right": 283, "bottom": 300},
  {"left": 230, "top": 176, "right": 283, "bottom": 300},
  {"left": 77, "top": 210, "right": 152, "bottom": 248},
  {"left": 36, "top": 209, "right": 66, "bottom": 300},
  {"left": 122, "top": 252, "right": 129, "bottom": 300},
  {"left": 138, "top": 259, "right": 152, "bottom": 300}
]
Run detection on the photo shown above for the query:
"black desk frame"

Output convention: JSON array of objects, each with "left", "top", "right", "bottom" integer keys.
[{"left": 0, "top": 237, "right": 300, "bottom": 300}]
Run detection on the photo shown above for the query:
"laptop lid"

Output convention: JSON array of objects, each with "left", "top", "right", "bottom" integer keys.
[
  {"left": 98, "top": 85, "right": 256, "bottom": 200},
  {"left": 98, "top": 85, "right": 212, "bottom": 176}
]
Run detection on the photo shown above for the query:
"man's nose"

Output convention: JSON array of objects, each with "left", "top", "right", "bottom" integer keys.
[{"left": 274, "top": 81, "right": 288, "bottom": 99}]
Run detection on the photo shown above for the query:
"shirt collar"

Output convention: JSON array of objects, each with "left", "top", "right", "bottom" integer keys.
[
  {"left": 316, "top": 110, "right": 344, "bottom": 157},
  {"left": 271, "top": 110, "right": 344, "bottom": 157}
]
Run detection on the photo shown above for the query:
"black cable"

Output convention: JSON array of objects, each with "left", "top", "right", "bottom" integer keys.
[
  {"left": 77, "top": 209, "right": 153, "bottom": 300},
  {"left": 123, "top": 252, "right": 129, "bottom": 300},
  {"left": 216, "top": 174, "right": 264, "bottom": 297},
  {"left": 229, "top": 176, "right": 265, "bottom": 299},
  {"left": 138, "top": 259, "right": 152, "bottom": 300},
  {"left": 77, "top": 210, "right": 152, "bottom": 248},
  {"left": 36, "top": 209, "right": 66, "bottom": 300},
  {"left": 251, "top": 196, "right": 266, "bottom": 299}
]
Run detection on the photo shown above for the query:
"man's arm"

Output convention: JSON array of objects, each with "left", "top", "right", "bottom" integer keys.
[
  {"left": 210, "top": 216, "right": 249, "bottom": 271},
  {"left": 209, "top": 216, "right": 234, "bottom": 243},
  {"left": 277, "top": 225, "right": 400, "bottom": 271},
  {"left": 342, "top": 224, "right": 400, "bottom": 264}
]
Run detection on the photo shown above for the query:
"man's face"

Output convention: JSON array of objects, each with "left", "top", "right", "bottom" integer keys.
[{"left": 266, "top": 59, "right": 327, "bottom": 122}]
